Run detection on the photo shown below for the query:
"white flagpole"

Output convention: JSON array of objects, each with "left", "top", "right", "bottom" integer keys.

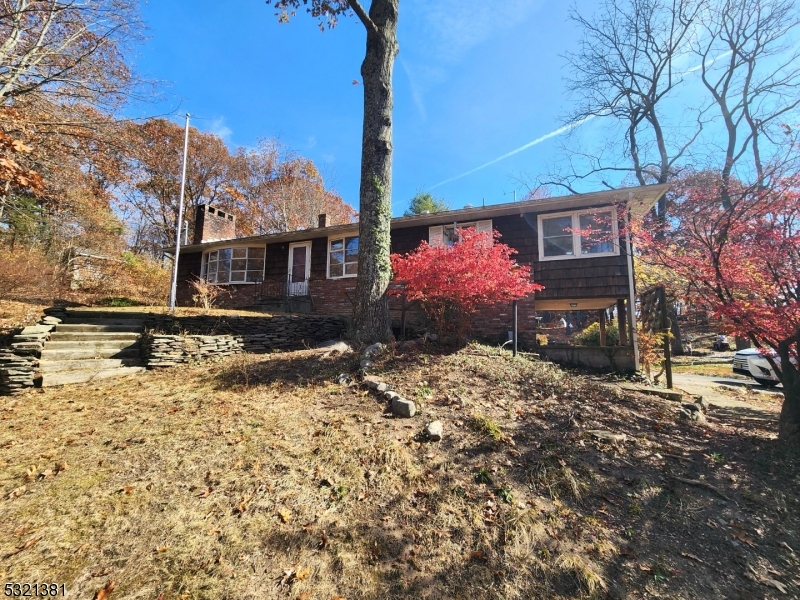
[{"left": 169, "top": 113, "right": 191, "bottom": 312}]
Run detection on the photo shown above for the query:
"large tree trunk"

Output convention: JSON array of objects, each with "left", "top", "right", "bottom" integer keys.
[
  {"left": 669, "top": 307, "right": 683, "bottom": 355},
  {"left": 351, "top": 0, "right": 399, "bottom": 343},
  {"left": 779, "top": 378, "right": 800, "bottom": 443},
  {"left": 778, "top": 338, "right": 800, "bottom": 442}
]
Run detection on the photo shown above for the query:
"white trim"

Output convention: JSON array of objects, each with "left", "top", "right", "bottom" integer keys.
[
  {"left": 200, "top": 244, "right": 265, "bottom": 285},
  {"left": 429, "top": 219, "right": 493, "bottom": 246},
  {"left": 428, "top": 225, "right": 444, "bottom": 247},
  {"left": 288, "top": 241, "right": 312, "bottom": 295},
  {"left": 537, "top": 207, "right": 619, "bottom": 261},
  {"left": 624, "top": 194, "right": 640, "bottom": 370},
  {"left": 327, "top": 234, "right": 359, "bottom": 279}
]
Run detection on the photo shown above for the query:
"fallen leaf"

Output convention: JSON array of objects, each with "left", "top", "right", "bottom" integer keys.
[
  {"left": 54, "top": 461, "right": 68, "bottom": 473},
  {"left": 278, "top": 508, "right": 292, "bottom": 523},
  {"left": 156, "top": 545, "right": 170, "bottom": 553},
  {"left": 94, "top": 580, "right": 116, "bottom": 600},
  {"left": 7, "top": 537, "right": 40, "bottom": 556},
  {"left": 297, "top": 593, "right": 312, "bottom": 600},
  {"left": 118, "top": 486, "right": 134, "bottom": 495},
  {"left": 295, "top": 567, "right": 311, "bottom": 581},
  {"left": 7, "top": 485, "right": 26, "bottom": 499},
  {"left": 731, "top": 529, "right": 757, "bottom": 547},
  {"left": 467, "top": 551, "right": 486, "bottom": 561},
  {"left": 680, "top": 551, "right": 706, "bottom": 564}
]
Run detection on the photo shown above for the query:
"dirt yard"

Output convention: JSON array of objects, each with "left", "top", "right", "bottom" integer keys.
[{"left": 1, "top": 344, "right": 798, "bottom": 599}]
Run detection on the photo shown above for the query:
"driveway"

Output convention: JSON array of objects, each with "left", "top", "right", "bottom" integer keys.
[{"left": 670, "top": 372, "right": 781, "bottom": 422}]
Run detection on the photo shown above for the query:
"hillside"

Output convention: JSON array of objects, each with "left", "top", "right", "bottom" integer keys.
[{"left": 1, "top": 344, "right": 798, "bottom": 599}]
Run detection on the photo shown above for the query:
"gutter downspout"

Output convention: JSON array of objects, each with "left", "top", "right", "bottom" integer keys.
[{"left": 624, "top": 192, "right": 640, "bottom": 371}]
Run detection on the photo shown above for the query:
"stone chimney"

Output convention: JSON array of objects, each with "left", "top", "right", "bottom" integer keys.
[
  {"left": 193, "top": 204, "right": 235, "bottom": 244},
  {"left": 318, "top": 213, "right": 327, "bottom": 228}
]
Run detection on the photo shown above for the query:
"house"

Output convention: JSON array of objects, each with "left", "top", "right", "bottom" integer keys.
[{"left": 170, "top": 184, "right": 670, "bottom": 371}]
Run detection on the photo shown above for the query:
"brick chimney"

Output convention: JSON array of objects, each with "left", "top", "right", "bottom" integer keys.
[
  {"left": 318, "top": 213, "right": 327, "bottom": 228},
  {"left": 193, "top": 204, "right": 235, "bottom": 244}
]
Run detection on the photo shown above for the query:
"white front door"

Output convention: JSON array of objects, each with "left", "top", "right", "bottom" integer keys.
[{"left": 287, "top": 242, "right": 311, "bottom": 296}]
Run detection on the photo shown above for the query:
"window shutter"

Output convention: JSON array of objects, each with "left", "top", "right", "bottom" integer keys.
[
  {"left": 476, "top": 220, "right": 492, "bottom": 234},
  {"left": 476, "top": 220, "right": 493, "bottom": 246},
  {"left": 429, "top": 225, "right": 444, "bottom": 247}
]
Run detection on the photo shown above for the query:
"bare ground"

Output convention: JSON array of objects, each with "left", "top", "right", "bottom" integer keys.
[{"left": 1, "top": 344, "right": 799, "bottom": 599}]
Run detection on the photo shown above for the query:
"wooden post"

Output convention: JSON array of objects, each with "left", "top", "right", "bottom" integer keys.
[
  {"left": 660, "top": 287, "right": 673, "bottom": 389},
  {"left": 400, "top": 294, "right": 407, "bottom": 341},
  {"left": 617, "top": 299, "right": 628, "bottom": 347},
  {"left": 512, "top": 300, "right": 518, "bottom": 356},
  {"left": 599, "top": 310, "right": 607, "bottom": 347}
]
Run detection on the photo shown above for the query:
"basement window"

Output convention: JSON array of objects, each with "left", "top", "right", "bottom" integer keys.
[{"left": 202, "top": 247, "right": 265, "bottom": 283}]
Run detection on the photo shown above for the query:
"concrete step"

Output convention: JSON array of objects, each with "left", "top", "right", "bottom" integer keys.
[
  {"left": 49, "top": 331, "right": 140, "bottom": 342},
  {"left": 55, "top": 323, "right": 144, "bottom": 333},
  {"left": 40, "top": 347, "right": 141, "bottom": 361},
  {"left": 41, "top": 366, "right": 146, "bottom": 387},
  {"left": 39, "top": 358, "right": 144, "bottom": 373},
  {"left": 44, "top": 340, "right": 139, "bottom": 350},
  {"left": 60, "top": 318, "right": 146, "bottom": 327}
]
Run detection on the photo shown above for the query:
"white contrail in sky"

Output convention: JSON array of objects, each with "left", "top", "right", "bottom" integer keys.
[
  {"left": 428, "top": 115, "right": 596, "bottom": 190},
  {"left": 428, "top": 50, "right": 734, "bottom": 191}
]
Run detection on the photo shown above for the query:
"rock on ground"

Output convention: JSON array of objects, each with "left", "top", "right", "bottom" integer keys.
[
  {"left": 425, "top": 420, "right": 443, "bottom": 441},
  {"left": 391, "top": 397, "right": 416, "bottom": 418}
]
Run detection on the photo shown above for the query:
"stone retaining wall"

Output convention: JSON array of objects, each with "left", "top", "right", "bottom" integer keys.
[
  {"left": 0, "top": 350, "right": 38, "bottom": 395},
  {"left": 141, "top": 313, "right": 346, "bottom": 368},
  {"left": 143, "top": 313, "right": 345, "bottom": 339},
  {"left": 536, "top": 344, "right": 636, "bottom": 373}
]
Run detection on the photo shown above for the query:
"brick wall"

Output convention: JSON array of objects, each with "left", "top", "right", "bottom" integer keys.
[
  {"left": 193, "top": 205, "right": 236, "bottom": 244},
  {"left": 310, "top": 277, "right": 356, "bottom": 317}
]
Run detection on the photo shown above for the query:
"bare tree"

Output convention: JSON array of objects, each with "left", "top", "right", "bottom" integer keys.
[
  {"left": 0, "top": 0, "right": 143, "bottom": 108},
  {"left": 549, "top": 0, "right": 800, "bottom": 210},
  {"left": 547, "top": 0, "right": 704, "bottom": 218},
  {"left": 692, "top": 0, "right": 800, "bottom": 207}
]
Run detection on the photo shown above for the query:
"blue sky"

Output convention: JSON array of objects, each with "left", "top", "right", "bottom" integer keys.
[
  {"left": 129, "top": 1, "right": 598, "bottom": 216},
  {"left": 126, "top": 1, "right": 672, "bottom": 215}
]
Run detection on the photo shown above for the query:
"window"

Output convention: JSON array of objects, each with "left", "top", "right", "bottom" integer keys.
[
  {"left": 202, "top": 247, "right": 265, "bottom": 283},
  {"left": 328, "top": 235, "right": 358, "bottom": 278},
  {"left": 429, "top": 220, "right": 492, "bottom": 246},
  {"left": 538, "top": 209, "right": 618, "bottom": 260}
]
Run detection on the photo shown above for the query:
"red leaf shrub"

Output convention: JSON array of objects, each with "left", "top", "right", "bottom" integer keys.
[
  {"left": 638, "top": 173, "right": 800, "bottom": 439},
  {"left": 391, "top": 229, "right": 543, "bottom": 342}
]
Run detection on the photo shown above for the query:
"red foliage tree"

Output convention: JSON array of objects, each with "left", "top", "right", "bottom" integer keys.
[
  {"left": 391, "top": 229, "right": 543, "bottom": 342},
  {"left": 638, "top": 172, "right": 800, "bottom": 441}
]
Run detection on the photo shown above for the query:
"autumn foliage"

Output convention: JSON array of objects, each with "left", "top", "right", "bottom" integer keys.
[
  {"left": 391, "top": 229, "right": 543, "bottom": 342},
  {"left": 638, "top": 172, "right": 800, "bottom": 440}
]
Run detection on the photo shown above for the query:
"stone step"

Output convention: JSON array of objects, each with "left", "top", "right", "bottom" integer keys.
[
  {"left": 60, "top": 318, "right": 146, "bottom": 327},
  {"left": 62, "top": 309, "right": 151, "bottom": 320},
  {"left": 41, "top": 366, "right": 146, "bottom": 387},
  {"left": 49, "top": 331, "right": 140, "bottom": 342},
  {"left": 40, "top": 347, "right": 141, "bottom": 361},
  {"left": 55, "top": 323, "right": 144, "bottom": 333},
  {"left": 44, "top": 340, "right": 140, "bottom": 350},
  {"left": 39, "top": 358, "right": 144, "bottom": 373}
]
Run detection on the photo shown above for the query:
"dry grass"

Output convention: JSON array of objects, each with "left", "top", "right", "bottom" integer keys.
[
  {"left": 0, "top": 299, "right": 48, "bottom": 347},
  {"left": 1, "top": 344, "right": 798, "bottom": 599}
]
